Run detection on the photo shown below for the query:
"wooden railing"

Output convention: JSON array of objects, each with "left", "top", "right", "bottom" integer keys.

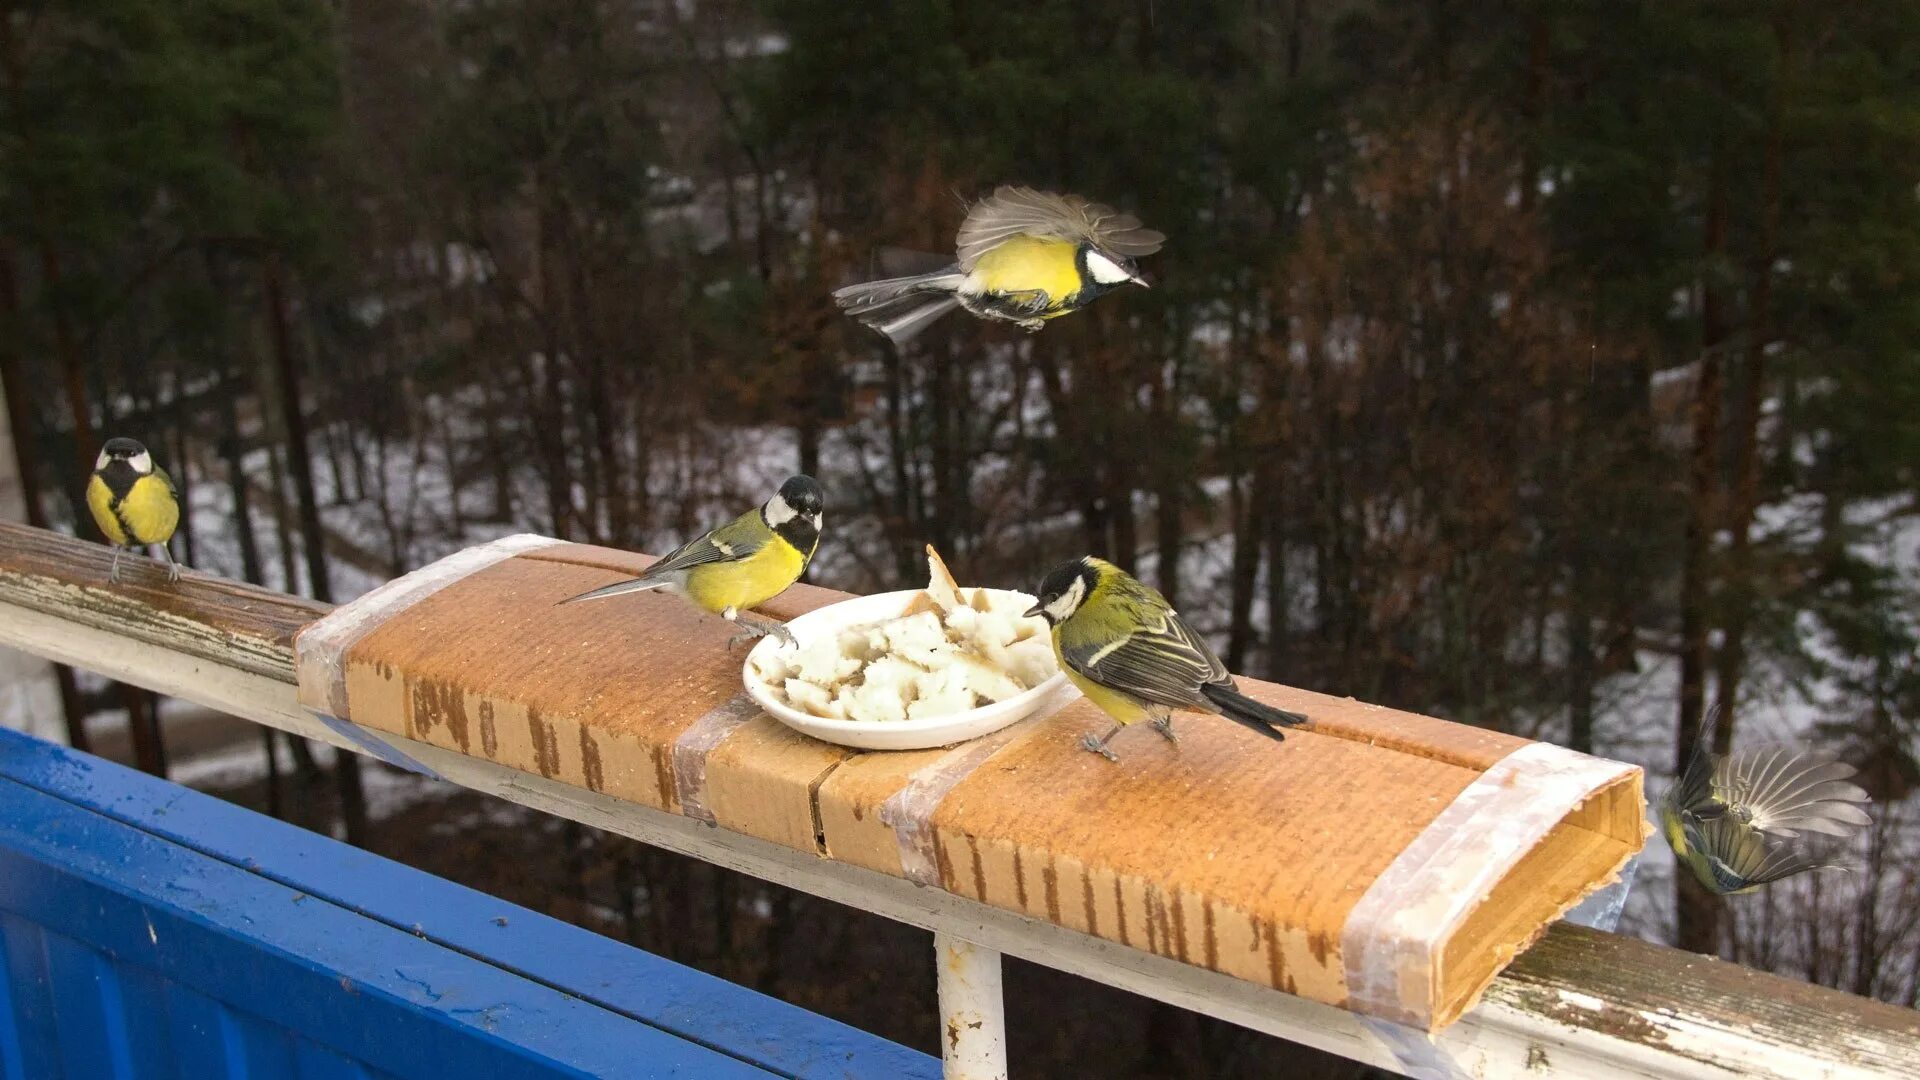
[{"left": 2, "top": 520, "right": 1917, "bottom": 1079}]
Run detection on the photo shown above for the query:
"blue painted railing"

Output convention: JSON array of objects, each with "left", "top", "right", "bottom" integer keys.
[{"left": 0, "top": 727, "right": 939, "bottom": 1079}]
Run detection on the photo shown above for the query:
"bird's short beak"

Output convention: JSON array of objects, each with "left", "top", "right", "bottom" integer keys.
[
  {"left": 1129, "top": 274, "right": 1151, "bottom": 290},
  {"left": 1022, "top": 602, "right": 1044, "bottom": 620}
]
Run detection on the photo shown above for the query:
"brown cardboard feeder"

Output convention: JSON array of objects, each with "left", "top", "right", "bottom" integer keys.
[{"left": 293, "top": 536, "right": 1647, "bottom": 1031}]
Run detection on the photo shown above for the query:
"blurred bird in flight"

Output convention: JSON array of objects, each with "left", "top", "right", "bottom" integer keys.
[
  {"left": 833, "top": 186, "right": 1163, "bottom": 344},
  {"left": 1661, "top": 705, "right": 1872, "bottom": 894}
]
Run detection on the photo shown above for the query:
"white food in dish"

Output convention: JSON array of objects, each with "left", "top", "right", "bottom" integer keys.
[{"left": 751, "top": 548, "right": 1057, "bottom": 722}]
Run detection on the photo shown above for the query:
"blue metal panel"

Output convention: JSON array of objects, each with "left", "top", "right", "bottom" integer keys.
[
  {"left": 0, "top": 727, "right": 938, "bottom": 1079},
  {"left": 0, "top": 727, "right": 939, "bottom": 1080}
]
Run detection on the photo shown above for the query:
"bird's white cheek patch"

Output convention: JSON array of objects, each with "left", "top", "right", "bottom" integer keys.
[
  {"left": 1044, "top": 578, "right": 1086, "bottom": 622},
  {"left": 95, "top": 450, "right": 111, "bottom": 471},
  {"left": 764, "top": 493, "right": 797, "bottom": 526},
  {"left": 1086, "top": 250, "right": 1133, "bottom": 285},
  {"left": 129, "top": 451, "right": 153, "bottom": 475}
]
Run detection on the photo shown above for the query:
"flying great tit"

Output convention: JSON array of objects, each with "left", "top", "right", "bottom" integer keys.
[
  {"left": 86, "top": 437, "right": 183, "bottom": 583},
  {"left": 558, "top": 475, "right": 825, "bottom": 647},
  {"left": 833, "top": 186, "right": 1164, "bottom": 344},
  {"left": 1025, "top": 556, "right": 1307, "bottom": 761},
  {"left": 1661, "top": 706, "right": 1871, "bottom": 894}
]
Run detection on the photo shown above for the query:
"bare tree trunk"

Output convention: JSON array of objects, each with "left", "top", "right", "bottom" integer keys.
[
  {"left": 1676, "top": 149, "right": 1731, "bottom": 956},
  {"left": 1224, "top": 473, "right": 1261, "bottom": 669},
  {"left": 264, "top": 251, "right": 368, "bottom": 845},
  {"left": 220, "top": 369, "right": 266, "bottom": 586},
  {"left": 481, "top": 375, "right": 514, "bottom": 522},
  {"left": 123, "top": 685, "right": 166, "bottom": 777},
  {"left": 1567, "top": 605, "right": 1596, "bottom": 754},
  {"left": 169, "top": 422, "right": 195, "bottom": 567},
  {"left": 40, "top": 243, "right": 95, "bottom": 479},
  {"left": 264, "top": 440, "right": 302, "bottom": 592},
  {"left": 1152, "top": 366, "right": 1183, "bottom": 605},
  {"left": 0, "top": 246, "right": 90, "bottom": 750},
  {"left": 1263, "top": 463, "right": 1290, "bottom": 683},
  {"left": 1712, "top": 18, "right": 1789, "bottom": 745}
]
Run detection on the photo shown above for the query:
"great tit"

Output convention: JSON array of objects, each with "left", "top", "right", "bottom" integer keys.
[
  {"left": 86, "top": 437, "right": 183, "bottom": 583},
  {"left": 1661, "top": 706, "right": 1871, "bottom": 894},
  {"left": 834, "top": 186, "right": 1164, "bottom": 343},
  {"left": 1025, "top": 556, "right": 1307, "bottom": 761},
  {"left": 558, "top": 475, "right": 824, "bottom": 647}
]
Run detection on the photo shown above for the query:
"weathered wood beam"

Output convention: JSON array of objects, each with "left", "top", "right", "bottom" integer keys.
[{"left": 2, "top": 520, "right": 1916, "bottom": 1079}]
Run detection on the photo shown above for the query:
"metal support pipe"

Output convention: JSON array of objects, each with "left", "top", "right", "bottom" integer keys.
[{"left": 935, "top": 933, "right": 1008, "bottom": 1080}]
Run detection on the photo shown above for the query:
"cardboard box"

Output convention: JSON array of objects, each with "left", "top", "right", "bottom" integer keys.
[{"left": 294, "top": 538, "right": 1645, "bottom": 1030}]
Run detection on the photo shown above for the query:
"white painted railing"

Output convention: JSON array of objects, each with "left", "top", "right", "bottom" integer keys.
[{"left": 2, "top": 522, "right": 1917, "bottom": 1079}]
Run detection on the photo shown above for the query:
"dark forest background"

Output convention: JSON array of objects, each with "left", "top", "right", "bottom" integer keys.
[{"left": 4, "top": 0, "right": 1919, "bottom": 1072}]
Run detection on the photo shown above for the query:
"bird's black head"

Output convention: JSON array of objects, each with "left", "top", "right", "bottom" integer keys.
[
  {"left": 95, "top": 438, "right": 153, "bottom": 475},
  {"left": 1024, "top": 557, "right": 1100, "bottom": 624},
  {"left": 1076, "top": 244, "right": 1148, "bottom": 295},
  {"left": 765, "top": 474, "right": 825, "bottom": 547}
]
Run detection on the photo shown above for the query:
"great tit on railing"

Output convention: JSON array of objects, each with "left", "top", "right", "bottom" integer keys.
[
  {"left": 834, "top": 186, "right": 1164, "bottom": 344},
  {"left": 1025, "top": 556, "right": 1307, "bottom": 761},
  {"left": 1661, "top": 706, "right": 1871, "bottom": 894},
  {"left": 86, "top": 437, "right": 182, "bottom": 583},
  {"left": 558, "top": 475, "right": 824, "bottom": 648}
]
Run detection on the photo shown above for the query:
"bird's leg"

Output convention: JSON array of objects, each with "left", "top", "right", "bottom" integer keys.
[
  {"left": 154, "top": 542, "right": 181, "bottom": 582},
  {"left": 1079, "top": 723, "right": 1123, "bottom": 763},
  {"left": 109, "top": 546, "right": 123, "bottom": 583},
  {"left": 726, "top": 608, "right": 797, "bottom": 650},
  {"left": 1149, "top": 712, "right": 1179, "bottom": 745},
  {"left": 1012, "top": 290, "right": 1050, "bottom": 314}
]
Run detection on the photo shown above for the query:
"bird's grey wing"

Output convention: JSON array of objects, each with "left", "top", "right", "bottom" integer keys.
[
  {"left": 1717, "top": 743, "right": 1872, "bottom": 838},
  {"left": 1060, "top": 608, "right": 1225, "bottom": 712},
  {"left": 639, "top": 509, "right": 768, "bottom": 579},
  {"left": 1667, "top": 706, "right": 1724, "bottom": 819},
  {"left": 1685, "top": 814, "right": 1841, "bottom": 892},
  {"left": 955, "top": 186, "right": 1166, "bottom": 270},
  {"left": 153, "top": 464, "right": 180, "bottom": 500}
]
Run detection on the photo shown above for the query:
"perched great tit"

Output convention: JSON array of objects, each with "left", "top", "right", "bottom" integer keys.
[
  {"left": 1661, "top": 706, "right": 1871, "bottom": 895},
  {"left": 86, "top": 437, "right": 182, "bottom": 583},
  {"left": 833, "top": 186, "right": 1164, "bottom": 343},
  {"left": 558, "top": 475, "right": 824, "bottom": 647},
  {"left": 1025, "top": 556, "right": 1307, "bottom": 761}
]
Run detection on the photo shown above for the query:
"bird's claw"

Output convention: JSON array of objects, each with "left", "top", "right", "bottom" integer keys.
[
  {"left": 1079, "top": 733, "right": 1121, "bottom": 763},
  {"left": 729, "top": 621, "right": 798, "bottom": 651},
  {"left": 1150, "top": 716, "right": 1179, "bottom": 744},
  {"left": 167, "top": 562, "right": 182, "bottom": 583}
]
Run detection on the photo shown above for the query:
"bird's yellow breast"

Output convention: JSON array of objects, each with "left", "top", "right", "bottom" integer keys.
[
  {"left": 681, "top": 537, "right": 808, "bottom": 614},
  {"left": 968, "top": 235, "right": 1083, "bottom": 306},
  {"left": 1053, "top": 628, "right": 1153, "bottom": 726},
  {"left": 88, "top": 473, "right": 179, "bottom": 546}
]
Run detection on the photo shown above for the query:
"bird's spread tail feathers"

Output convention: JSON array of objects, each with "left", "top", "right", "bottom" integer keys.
[
  {"left": 833, "top": 270, "right": 966, "bottom": 344},
  {"left": 1200, "top": 684, "right": 1308, "bottom": 743},
  {"left": 557, "top": 576, "right": 672, "bottom": 605}
]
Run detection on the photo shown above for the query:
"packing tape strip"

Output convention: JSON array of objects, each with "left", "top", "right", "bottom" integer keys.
[
  {"left": 672, "top": 694, "right": 764, "bottom": 824},
  {"left": 1360, "top": 1017, "right": 1475, "bottom": 1080},
  {"left": 1563, "top": 849, "right": 1641, "bottom": 933},
  {"left": 1340, "top": 740, "right": 1640, "bottom": 1029},
  {"left": 878, "top": 682, "right": 1079, "bottom": 886},
  {"left": 293, "top": 534, "right": 565, "bottom": 721},
  {"left": 1358, "top": 847, "right": 1641, "bottom": 1077},
  {"left": 313, "top": 711, "right": 445, "bottom": 781}
]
